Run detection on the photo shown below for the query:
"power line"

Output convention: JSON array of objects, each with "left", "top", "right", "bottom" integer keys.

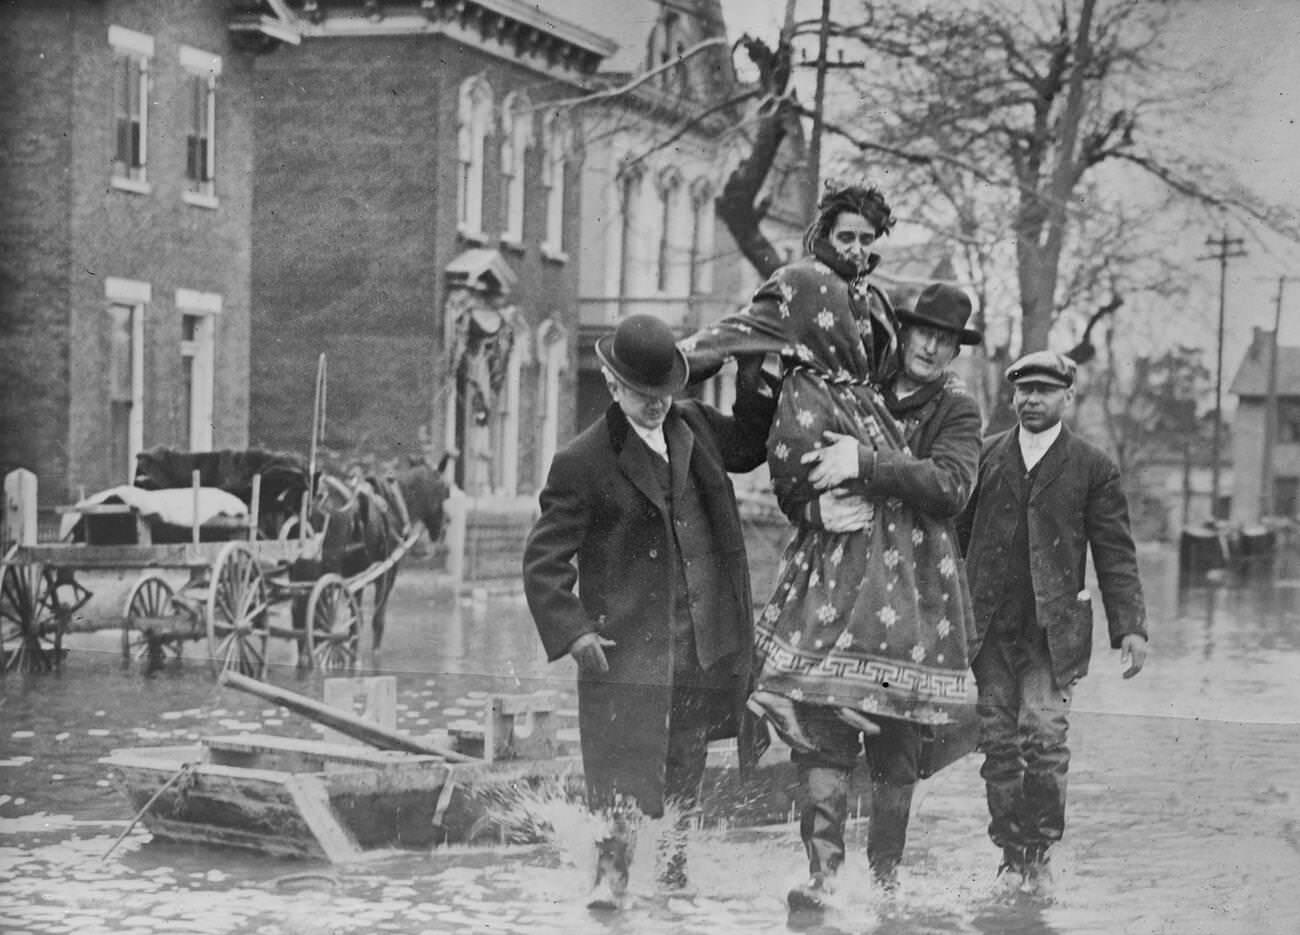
[{"left": 1196, "top": 229, "right": 1247, "bottom": 521}]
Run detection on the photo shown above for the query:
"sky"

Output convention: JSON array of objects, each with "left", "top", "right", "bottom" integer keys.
[{"left": 716, "top": 0, "right": 1300, "bottom": 386}]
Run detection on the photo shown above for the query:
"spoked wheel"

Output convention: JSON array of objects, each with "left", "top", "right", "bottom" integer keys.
[
  {"left": 0, "top": 552, "right": 65, "bottom": 673},
  {"left": 303, "top": 574, "right": 361, "bottom": 672},
  {"left": 122, "top": 574, "right": 182, "bottom": 668},
  {"left": 206, "top": 542, "right": 270, "bottom": 678}
]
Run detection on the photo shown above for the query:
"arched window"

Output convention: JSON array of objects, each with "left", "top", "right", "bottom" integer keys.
[
  {"left": 457, "top": 76, "right": 493, "bottom": 238},
  {"left": 499, "top": 91, "right": 533, "bottom": 244},
  {"left": 656, "top": 168, "right": 683, "bottom": 293},
  {"left": 616, "top": 161, "right": 646, "bottom": 300},
  {"left": 541, "top": 110, "right": 571, "bottom": 258},
  {"left": 689, "top": 178, "right": 715, "bottom": 294}
]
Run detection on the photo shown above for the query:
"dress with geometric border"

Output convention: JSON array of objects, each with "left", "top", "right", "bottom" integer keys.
[{"left": 681, "top": 247, "right": 975, "bottom": 725}]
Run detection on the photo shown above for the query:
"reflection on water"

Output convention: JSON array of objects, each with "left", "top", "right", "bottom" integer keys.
[{"left": 3, "top": 548, "right": 1300, "bottom": 933}]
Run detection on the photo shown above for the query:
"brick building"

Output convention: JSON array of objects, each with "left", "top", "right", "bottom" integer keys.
[
  {"left": 234, "top": 1, "right": 614, "bottom": 498},
  {"left": 1, "top": 0, "right": 256, "bottom": 501}
]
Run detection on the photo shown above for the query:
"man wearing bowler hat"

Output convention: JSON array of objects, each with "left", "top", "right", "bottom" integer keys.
[
  {"left": 790, "top": 281, "right": 984, "bottom": 896},
  {"left": 523, "top": 313, "right": 775, "bottom": 893},
  {"left": 956, "top": 350, "right": 1148, "bottom": 896}
]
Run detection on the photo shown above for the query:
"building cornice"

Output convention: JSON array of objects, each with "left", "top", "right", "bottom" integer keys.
[{"left": 229, "top": 0, "right": 617, "bottom": 78}]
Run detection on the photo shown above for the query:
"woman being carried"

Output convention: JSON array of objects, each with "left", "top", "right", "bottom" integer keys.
[{"left": 682, "top": 182, "right": 977, "bottom": 905}]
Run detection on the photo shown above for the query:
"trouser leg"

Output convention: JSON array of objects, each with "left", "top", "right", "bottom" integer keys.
[
  {"left": 973, "top": 633, "right": 1028, "bottom": 856},
  {"left": 1019, "top": 629, "right": 1073, "bottom": 855},
  {"left": 796, "top": 763, "right": 851, "bottom": 878},
  {"left": 864, "top": 718, "right": 921, "bottom": 883},
  {"left": 657, "top": 683, "right": 712, "bottom": 887}
]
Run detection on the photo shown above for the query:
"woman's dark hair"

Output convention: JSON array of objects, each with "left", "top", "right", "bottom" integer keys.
[{"left": 802, "top": 181, "right": 895, "bottom": 255}]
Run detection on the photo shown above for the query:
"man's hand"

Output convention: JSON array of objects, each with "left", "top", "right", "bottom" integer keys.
[
  {"left": 801, "top": 431, "right": 864, "bottom": 490},
  {"left": 569, "top": 632, "right": 616, "bottom": 675},
  {"left": 1120, "top": 634, "right": 1148, "bottom": 679},
  {"left": 818, "top": 489, "right": 872, "bottom": 533}
]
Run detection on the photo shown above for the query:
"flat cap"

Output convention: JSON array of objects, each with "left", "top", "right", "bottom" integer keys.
[{"left": 1005, "top": 350, "right": 1076, "bottom": 388}]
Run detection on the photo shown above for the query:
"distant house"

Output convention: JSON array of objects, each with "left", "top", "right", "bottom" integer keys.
[
  {"left": 1, "top": 0, "right": 257, "bottom": 501},
  {"left": 229, "top": 0, "right": 616, "bottom": 499},
  {"left": 1230, "top": 327, "right": 1300, "bottom": 521}
]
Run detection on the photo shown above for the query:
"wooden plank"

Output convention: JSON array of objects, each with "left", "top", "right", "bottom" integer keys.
[
  {"left": 203, "top": 733, "right": 438, "bottom": 769},
  {"left": 219, "top": 671, "right": 479, "bottom": 763},
  {"left": 138, "top": 816, "right": 326, "bottom": 860},
  {"left": 284, "top": 773, "right": 363, "bottom": 863}
]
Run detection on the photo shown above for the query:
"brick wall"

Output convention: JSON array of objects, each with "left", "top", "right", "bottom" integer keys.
[
  {"left": 250, "top": 35, "right": 583, "bottom": 494},
  {"left": 1, "top": 0, "right": 255, "bottom": 502}
]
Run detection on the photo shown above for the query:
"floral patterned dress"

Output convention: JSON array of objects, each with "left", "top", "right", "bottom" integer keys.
[{"left": 682, "top": 246, "right": 976, "bottom": 725}]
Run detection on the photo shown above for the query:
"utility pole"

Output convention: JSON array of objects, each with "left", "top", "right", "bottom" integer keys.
[
  {"left": 1260, "top": 276, "right": 1297, "bottom": 519},
  {"left": 1198, "top": 229, "right": 1247, "bottom": 521},
  {"left": 807, "top": 0, "right": 832, "bottom": 197}
]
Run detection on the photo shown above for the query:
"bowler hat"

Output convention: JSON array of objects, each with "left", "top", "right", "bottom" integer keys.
[
  {"left": 1005, "top": 350, "right": 1076, "bottom": 388},
  {"left": 896, "top": 283, "right": 982, "bottom": 346},
  {"left": 595, "top": 314, "right": 689, "bottom": 397}
]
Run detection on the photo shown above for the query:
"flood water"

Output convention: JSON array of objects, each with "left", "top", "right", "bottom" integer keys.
[{"left": 3, "top": 541, "right": 1300, "bottom": 934}]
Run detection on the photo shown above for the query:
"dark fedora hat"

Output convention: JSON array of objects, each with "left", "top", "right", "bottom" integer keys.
[
  {"left": 896, "top": 283, "right": 982, "bottom": 346},
  {"left": 1005, "top": 350, "right": 1077, "bottom": 388},
  {"left": 595, "top": 314, "right": 689, "bottom": 396}
]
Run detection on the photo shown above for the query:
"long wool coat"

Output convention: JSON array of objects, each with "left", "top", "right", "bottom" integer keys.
[
  {"left": 682, "top": 248, "right": 977, "bottom": 725},
  {"left": 523, "top": 393, "right": 773, "bottom": 816},
  {"left": 957, "top": 425, "right": 1148, "bottom": 686}
]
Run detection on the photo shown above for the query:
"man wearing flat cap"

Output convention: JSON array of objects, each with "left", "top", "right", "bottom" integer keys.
[
  {"left": 789, "top": 281, "right": 984, "bottom": 894},
  {"left": 523, "top": 313, "right": 775, "bottom": 890},
  {"left": 957, "top": 349, "right": 1148, "bottom": 896}
]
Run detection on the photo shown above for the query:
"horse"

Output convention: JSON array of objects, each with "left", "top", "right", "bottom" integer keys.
[
  {"left": 293, "top": 473, "right": 406, "bottom": 658},
  {"left": 388, "top": 455, "right": 451, "bottom": 546}
]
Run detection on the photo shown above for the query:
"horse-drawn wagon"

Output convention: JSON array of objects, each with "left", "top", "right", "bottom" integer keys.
[{"left": 0, "top": 446, "right": 427, "bottom": 677}]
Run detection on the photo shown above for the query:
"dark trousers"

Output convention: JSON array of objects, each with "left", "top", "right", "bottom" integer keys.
[
  {"left": 790, "top": 704, "right": 921, "bottom": 878},
  {"left": 973, "top": 623, "right": 1073, "bottom": 853}
]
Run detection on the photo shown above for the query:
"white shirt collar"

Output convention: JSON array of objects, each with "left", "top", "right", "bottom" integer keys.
[
  {"left": 1018, "top": 421, "right": 1061, "bottom": 470},
  {"left": 632, "top": 423, "right": 669, "bottom": 461}
]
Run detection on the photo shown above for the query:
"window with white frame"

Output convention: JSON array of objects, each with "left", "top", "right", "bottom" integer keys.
[
  {"left": 541, "top": 110, "right": 570, "bottom": 259},
  {"left": 109, "top": 26, "right": 153, "bottom": 190},
  {"left": 105, "top": 278, "right": 149, "bottom": 481},
  {"left": 616, "top": 162, "right": 645, "bottom": 299},
  {"left": 500, "top": 92, "right": 533, "bottom": 245},
  {"left": 176, "top": 289, "right": 220, "bottom": 451},
  {"left": 457, "top": 76, "right": 493, "bottom": 239},
  {"left": 655, "top": 168, "right": 683, "bottom": 292},
  {"left": 689, "top": 179, "right": 716, "bottom": 294},
  {"left": 180, "top": 46, "right": 221, "bottom": 205}
]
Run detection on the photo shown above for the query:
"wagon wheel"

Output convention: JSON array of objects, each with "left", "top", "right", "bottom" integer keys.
[
  {"left": 206, "top": 542, "right": 270, "bottom": 678},
  {"left": 303, "top": 574, "right": 362, "bottom": 672},
  {"left": 122, "top": 574, "right": 183, "bottom": 667},
  {"left": 0, "top": 554, "right": 65, "bottom": 673}
]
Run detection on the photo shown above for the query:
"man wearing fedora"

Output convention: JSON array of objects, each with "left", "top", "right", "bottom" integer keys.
[
  {"left": 523, "top": 313, "right": 775, "bottom": 889},
  {"left": 957, "top": 350, "right": 1148, "bottom": 896},
  {"left": 789, "top": 282, "right": 984, "bottom": 897}
]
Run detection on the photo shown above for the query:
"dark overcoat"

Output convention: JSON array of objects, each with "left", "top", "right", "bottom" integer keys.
[
  {"left": 956, "top": 425, "right": 1147, "bottom": 686},
  {"left": 523, "top": 392, "right": 773, "bottom": 814}
]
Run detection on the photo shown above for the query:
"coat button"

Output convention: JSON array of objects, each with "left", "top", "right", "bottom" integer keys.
[{"left": 649, "top": 548, "right": 658, "bottom": 558}]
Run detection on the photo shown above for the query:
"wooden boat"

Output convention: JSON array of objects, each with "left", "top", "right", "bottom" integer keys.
[
  {"left": 100, "top": 672, "right": 584, "bottom": 862},
  {"left": 101, "top": 732, "right": 580, "bottom": 862}
]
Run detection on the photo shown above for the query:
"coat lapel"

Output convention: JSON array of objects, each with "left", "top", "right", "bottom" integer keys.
[
  {"left": 988, "top": 431, "right": 1028, "bottom": 505},
  {"left": 608, "top": 403, "right": 669, "bottom": 513},
  {"left": 664, "top": 410, "right": 694, "bottom": 504},
  {"left": 1029, "top": 426, "right": 1071, "bottom": 503}
]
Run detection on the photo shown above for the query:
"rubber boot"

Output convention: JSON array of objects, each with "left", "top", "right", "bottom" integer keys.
[
  {"left": 867, "top": 780, "right": 915, "bottom": 890},
  {"left": 788, "top": 765, "right": 850, "bottom": 912}
]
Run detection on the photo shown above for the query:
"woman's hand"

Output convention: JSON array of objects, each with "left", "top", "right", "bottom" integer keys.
[{"left": 801, "top": 431, "right": 865, "bottom": 490}]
